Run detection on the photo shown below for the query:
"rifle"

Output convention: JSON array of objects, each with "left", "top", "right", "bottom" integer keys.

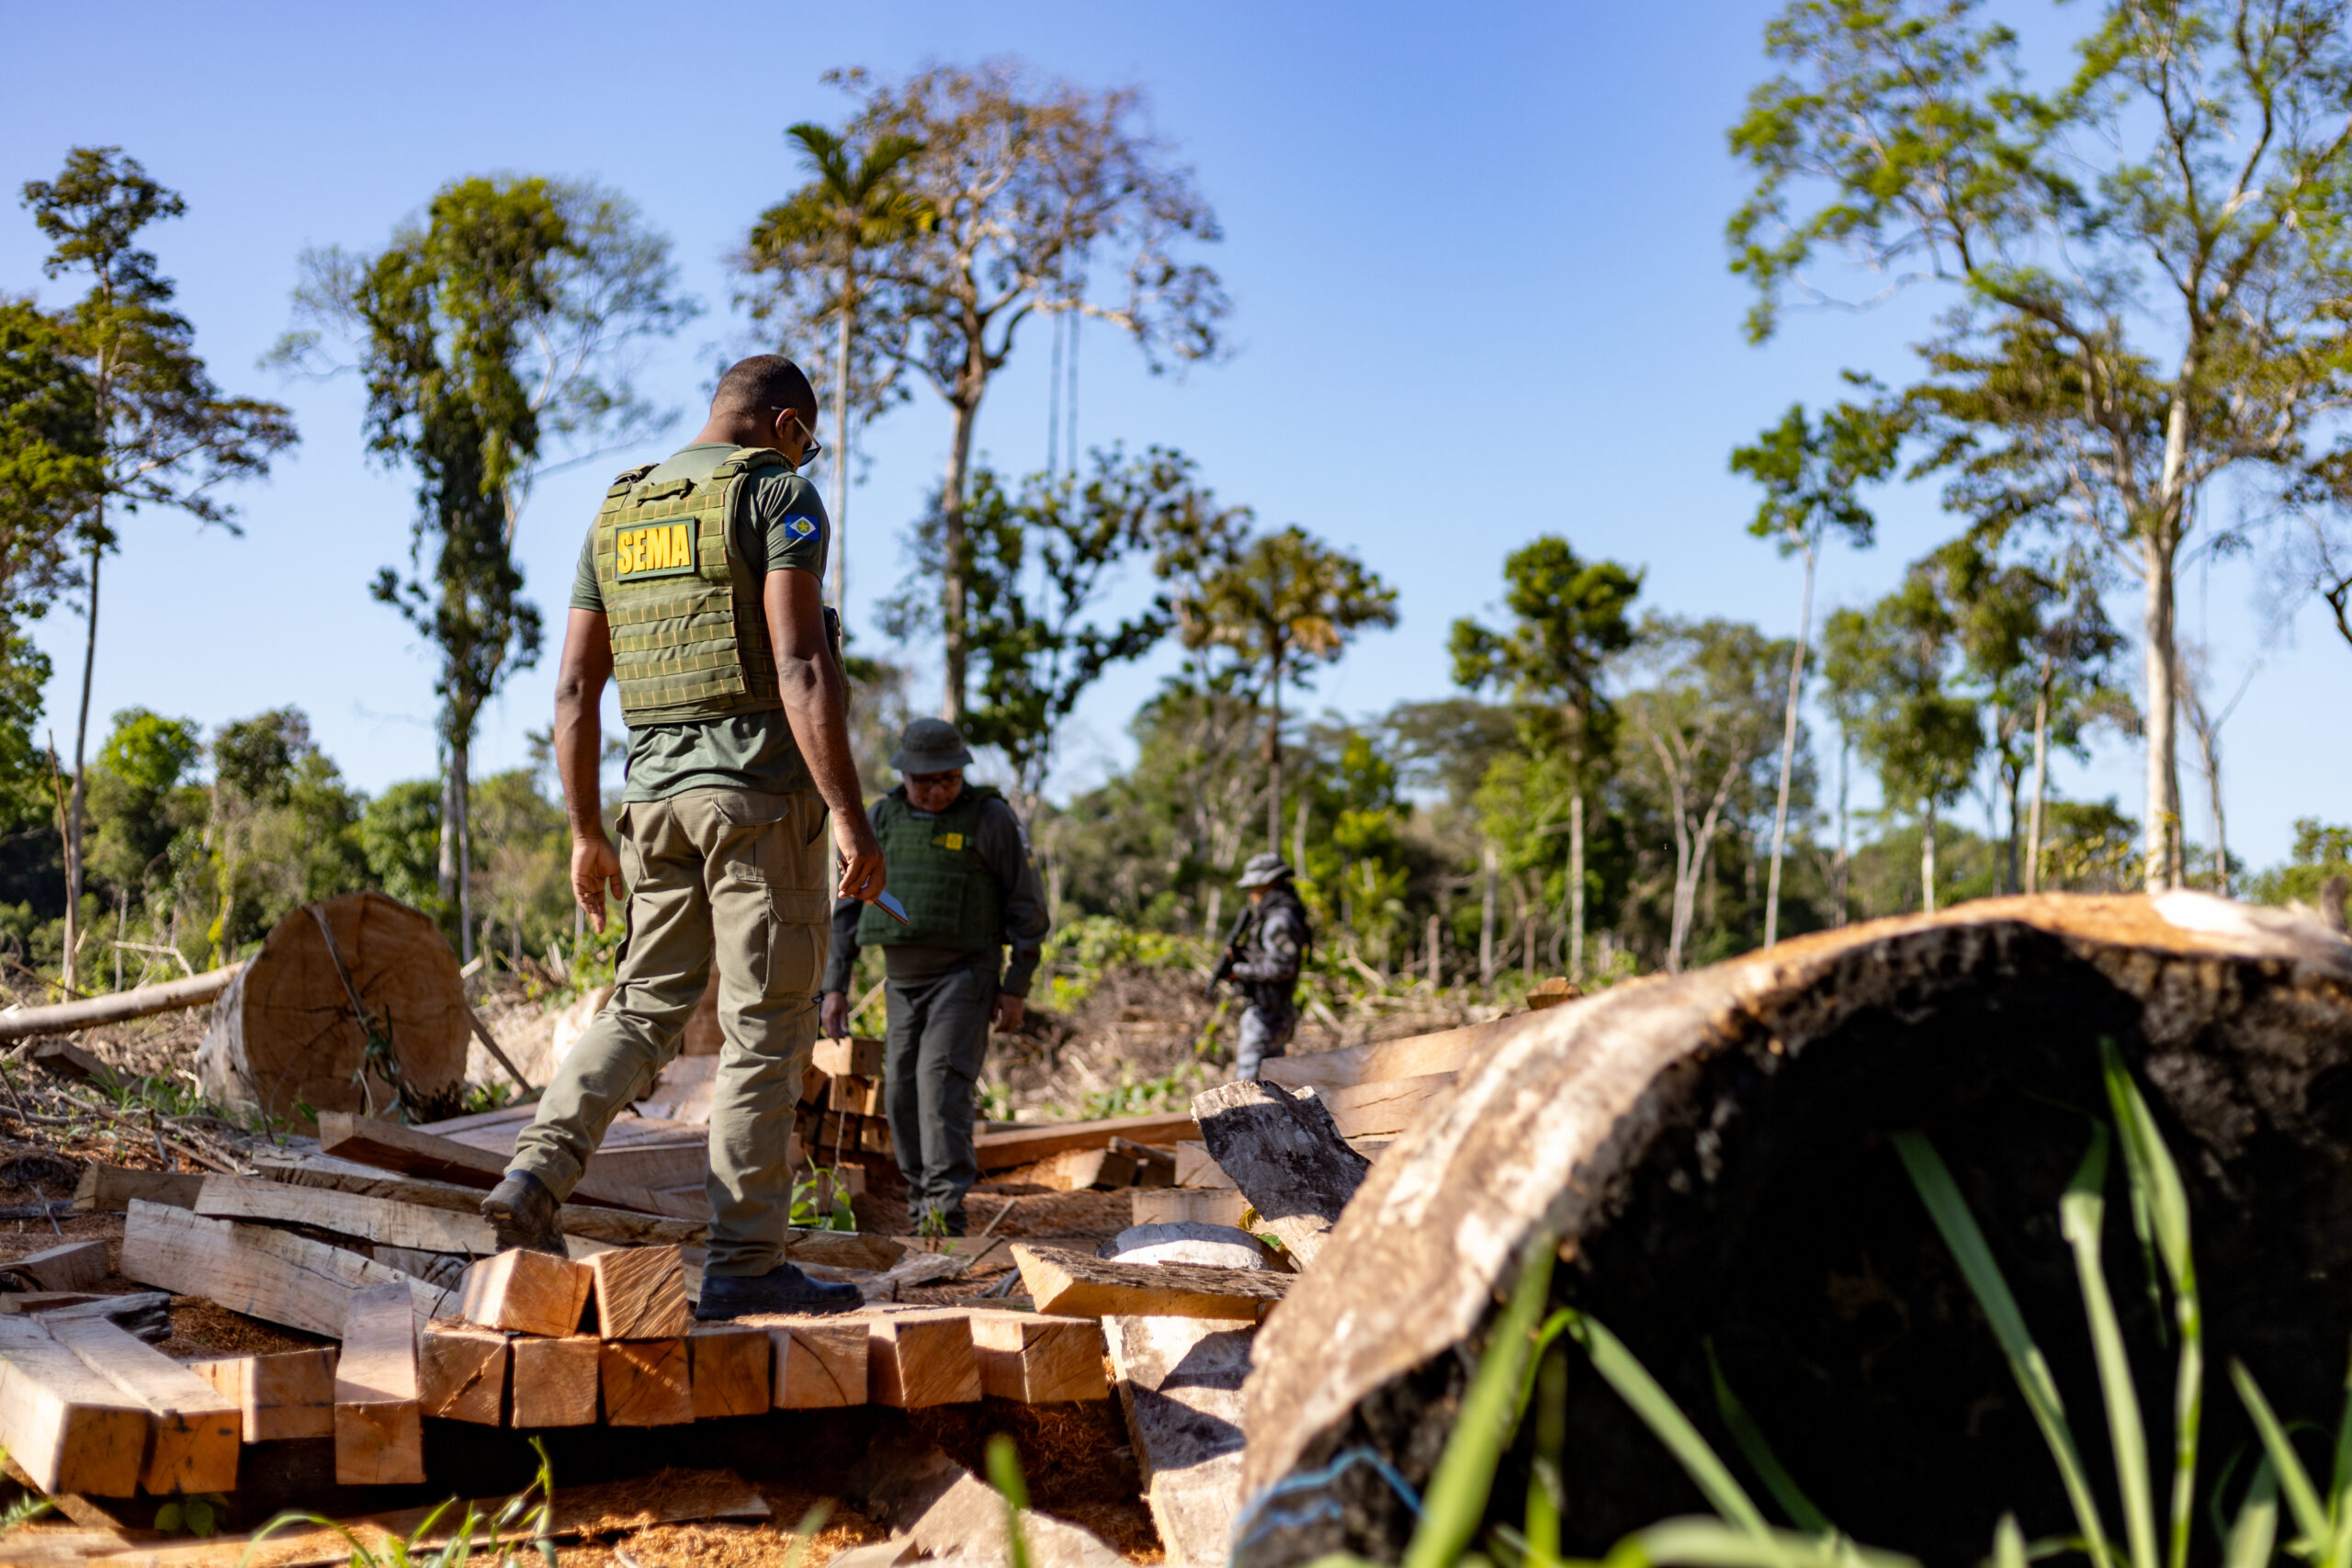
[{"left": 1206, "top": 903, "right": 1257, "bottom": 1001}]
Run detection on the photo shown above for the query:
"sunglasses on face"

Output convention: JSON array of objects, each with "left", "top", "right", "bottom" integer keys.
[{"left": 767, "top": 408, "right": 823, "bottom": 463}]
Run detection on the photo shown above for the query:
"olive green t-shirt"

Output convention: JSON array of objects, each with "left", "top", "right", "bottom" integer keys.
[{"left": 571, "top": 444, "right": 830, "bottom": 802}]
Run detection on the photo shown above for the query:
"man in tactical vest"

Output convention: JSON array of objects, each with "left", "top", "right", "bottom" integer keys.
[
  {"left": 1207, "top": 854, "right": 1311, "bottom": 1081},
  {"left": 819, "top": 718, "right": 1048, "bottom": 1235},
  {"left": 482, "top": 355, "right": 887, "bottom": 1319}
]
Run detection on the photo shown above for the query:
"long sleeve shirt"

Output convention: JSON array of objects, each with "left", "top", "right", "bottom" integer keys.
[{"left": 822, "top": 787, "right": 1051, "bottom": 998}]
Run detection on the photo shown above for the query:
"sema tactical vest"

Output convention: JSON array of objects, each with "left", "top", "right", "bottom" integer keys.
[
  {"left": 857, "top": 784, "right": 1007, "bottom": 952},
  {"left": 593, "top": 447, "right": 788, "bottom": 726}
]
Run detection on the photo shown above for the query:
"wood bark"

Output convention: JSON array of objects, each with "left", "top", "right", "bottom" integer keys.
[
  {"left": 196, "top": 892, "right": 468, "bottom": 1123},
  {"left": 1192, "top": 1080, "right": 1370, "bottom": 1266}
]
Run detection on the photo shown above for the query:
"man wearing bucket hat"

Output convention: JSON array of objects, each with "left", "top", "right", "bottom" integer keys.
[
  {"left": 1207, "top": 853, "right": 1312, "bottom": 1080},
  {"left": 820, "top": 717, "right": 1049, "bottom": 1235}
]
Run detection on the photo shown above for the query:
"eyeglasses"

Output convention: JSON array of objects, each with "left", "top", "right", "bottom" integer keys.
[{"left": 767, "top": 408, "right": 823, "bottom": 465}]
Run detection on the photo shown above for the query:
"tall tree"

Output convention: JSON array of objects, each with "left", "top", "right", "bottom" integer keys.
[
  {"left": 1618, "top": 617, "right": 1789, "bottom": 972},
  {"left": 1730, "top": 0, "right": 2352, "bottom": 891},
  {"left": 22, "top": 148, "right": 296, "bottom": 993},
  {"left": 742, "top": 122, "right": 930, "bottom": 616},
  {"left": 1729, "top": 394, "right": 1899, "bottom": 946},
  {"left": 806, "top": 62, "right": 1227, "bottom": 721},
  {"left": 1175, "top": 525, "right": 1397, "bottom": 852},
  {"left": 277, "top": 176, "right": 695, "bottom": 959},
  {"left": 1448, "top": 534, "right": 1642, "bottom": 979},
  {"left": 1820, "top": 581, "right": 1984, "bottom": 914},
  {"left": 888, "top": 445, "right": 1242, "bottom": 807}
]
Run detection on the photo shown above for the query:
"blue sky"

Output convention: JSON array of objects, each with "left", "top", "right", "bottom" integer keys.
[{"left": 2, "top": 1, "right": 2342, "bottom": 870}]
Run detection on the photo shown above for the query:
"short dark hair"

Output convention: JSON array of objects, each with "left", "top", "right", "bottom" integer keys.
[{"left": 712, "top": 355, "right": 816, "bottom": 419}]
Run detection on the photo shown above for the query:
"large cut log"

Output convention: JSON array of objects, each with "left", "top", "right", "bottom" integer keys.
[
  {"left": 196, "top": 893, "right": 469, "bottom": 1123},
  {"left": 1108, "top": 1314, "right": 1256, "bottom": 1568},
  {"left": 0, "top": 962, "right": 243, "bottom": 1042},
  {"left": 1236, "top": 893, "right": 2352, "bottom": 1568},
  {"left": 1192, "top": 1080, "right": 1371, "bottom": 1266}
]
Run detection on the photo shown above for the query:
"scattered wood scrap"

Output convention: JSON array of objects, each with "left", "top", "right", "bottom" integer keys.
[
  {"left": 812, "top": 1036, "right": 887, "bottom": 1077},
  {"left": 193, "top": 1174, "right": 493, "bottom": 1256},
  {"left": 185, "top": 1348, "right": 334, "bottom": 1442},
  {"left": 27, "top": 1039, "right": 117, "bottom": 1088},
  {"left": 458, "top": 1248, "right": 590, "bottom": 1337},
  {"left": 0, "top": 1314, "right": 149, "bottom": 1495},
  {"left": 867, "top": 1310, "right": 980, "bottom": 1408},
  {"left": 314, "top": 1112, "right": 688, "bottom": 1216},
  {"left": 47, "top": 1315, "right": 240, "bottom": 1494},
  {"left": 73, "top": 1165, "right": 204, "bottom": 1215},
  {"left": 969, "top": 1311, "right": 1109, "bottom": 1403},
  {"left": 0, "top": 1241, "right": 107, "bottom": 1292},
  {"left": 119, "top": 1201, "right": 447, "bottom": 1338},
  {"left": 333, "top": 1283, "right": 423, "bottom": 1485},
  {"left": 973, "top": 1111, "right": 1194, "bottom": 1172},
  {"left": 508, "top": 1335, "right": 600, "bottom": 1428},
  {"left": 1192, "top": 1078, "right": 1371, "bottom": 1266},
  {"left": 587, "top": 1246, "right": 689, "bottom": 1339},
  {"left": 1012, "top": 1243, "right": 1290, "bottom": 1321},
  {"left": 19, "top": 1292, "right": 173, "bottom": 1345},
  {"left": 1132, "top": 1189, "right": 1251, "bottom": 1228},
  {"left": 416, "top": 1322, "right": 505, "bottom": 1425},
  {"left": 0, "top": 961, "right": 242, "bottom": 1043},
  {"left": 1104, "top": 1314, "right": 1257, "bottom": 1568}
]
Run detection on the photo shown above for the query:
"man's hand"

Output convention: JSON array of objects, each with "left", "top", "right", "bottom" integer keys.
[
  {"left": 820, "top": 990, "right": 851, "bottom": 1040},
  {"left": 834, "top": 815, "right": 888, "bottom": 905},
  {"left": 992, "top": 993, "right": 1025, "bottom": 1033},
  {"left": 571, "top": 835, "right": 626, "bottom": 932}
]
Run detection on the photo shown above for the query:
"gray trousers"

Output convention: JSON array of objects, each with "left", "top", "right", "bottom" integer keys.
[
  {"left": 509, "top": 788, "right": 829, "bottom": 1278},
  {"left": 1236, "top": 999, "right": 1296, "bottom": 1081},
  {"left": 882, "top": 958, "right": 994, "bottom": 1219}
]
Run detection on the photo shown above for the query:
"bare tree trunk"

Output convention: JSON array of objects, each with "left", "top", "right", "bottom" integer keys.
[
  {"left": 1763, "top": 536, "right": 1815, "bottom": 948},
  {"left": 830, "top": 275, "right": 853, "bottom": 615},
  {"left": 1425, "top": 912, "right": 1440, "bottom": 989},
  {"left": 1920, "top": 798, "right": 1939, "bottom": 916},
  {"left": 1292, "top": 792, "right": 1307, "bottom": 880},
  {"left": 62, "top": 536, "right": 103, "bottom": 995},
  {"left": 438, "top": 732, "right": 476, "bottom": 965},
  {"left": 1478, "top": 840, "right": 1498, "bottom": 987},
  {"left": 940, "top": 386, "right": 980, "bottom": 725},
  {"left": 1835, "top": 730, "right": 1850, "bottom": 925},
  {"left": 1265, "top": 649, "right": 1284, "bottom": 853},
  {"left": 1522, "top": 876, "right": 1537, "bottom": 977},
  {"left": 1568, "top": 794, "right": 1586, "bottom": 984},
  {"left": 2143, "top": 532, "right": 2184, "bottom": 890},
  {"left": 2026, "top": 679, "right": 2050, "bottom": 895}
]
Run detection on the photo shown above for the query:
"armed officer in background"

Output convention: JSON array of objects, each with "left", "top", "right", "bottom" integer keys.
[
  {"left": 484, "top": 355, "right": 887, "bottom": 1319},
  {"left": 820, "top": 718, "right": 1049, "bottom": 1235},
  {"left": 1208, "top": 853, "right": 1311, "bottom": 1081}
]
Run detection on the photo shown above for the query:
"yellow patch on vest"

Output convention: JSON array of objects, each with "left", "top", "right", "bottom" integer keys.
[
  {"left": 933, "top": 831, "right": 966, "bottom": 851},
  {"left": 616, "top": 520, "right": 697, "bottom": 581}
]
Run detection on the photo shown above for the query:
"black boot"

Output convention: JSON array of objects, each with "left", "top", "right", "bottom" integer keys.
[
  {"left": 480, "top": 1169, "right": 565, "bottom": 1255},
  {"left": 695, "top": 1262, "right": 862, "bottom": 1319}
]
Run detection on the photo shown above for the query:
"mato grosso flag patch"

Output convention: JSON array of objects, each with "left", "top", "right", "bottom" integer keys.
[{"left": 614, "top": 518, "right": 698, "bottom": 581}]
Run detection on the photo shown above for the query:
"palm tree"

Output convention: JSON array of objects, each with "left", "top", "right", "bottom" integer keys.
[{"left": 752, "top": 125, "right": 928, "bottom": 612}]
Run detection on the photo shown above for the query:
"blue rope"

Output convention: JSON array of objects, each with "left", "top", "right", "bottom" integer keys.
[{"left": 1229, "top": 1445, "right": 1424, "bottom": 1562}]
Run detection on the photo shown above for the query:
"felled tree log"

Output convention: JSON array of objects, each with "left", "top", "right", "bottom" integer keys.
[
  {"left": 196, "top": 891, "right": 469, "bottom": 1123},
  {"left": 1237, "top": 893, "right": 2352, "bottom": 1568},
  {"left": 1193, "top": 1079, "right": 1372, "bottom": 1265}
]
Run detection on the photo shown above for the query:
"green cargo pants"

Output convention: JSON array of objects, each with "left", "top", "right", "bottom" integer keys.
[{"left": 509, "top": 786, "right": 830, "bottom": 1278}]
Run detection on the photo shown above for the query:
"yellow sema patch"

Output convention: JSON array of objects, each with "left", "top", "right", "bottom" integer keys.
[
  {"left": 933, "top": 832, "right": 966, "bottom": 851},
  {"left": 616, "top": 523, "right": 694, "bottom": 577}
]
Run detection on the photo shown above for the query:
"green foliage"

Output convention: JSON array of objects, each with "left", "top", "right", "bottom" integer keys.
[
  {"left": 359, "top": 779, "right": 446, "bottom": 924},
  {"left": 790, "top": 1166, "right": 859, "bottom": 1232},
  {"left": 1450, "top": 534, "right": 1643, "bottom": 744},
  {"left": 0, "top": 295, "right": 97, "bottom": 616},
  {"left": 1080, "top": 1060, "right": 1213, "bottom": 1120},
  {"left": 2248, "top": 821, "right": 2352, "bottom": 911},
  {"left": 153, "top": 1492, "right": 228, "bottom": 1538}
]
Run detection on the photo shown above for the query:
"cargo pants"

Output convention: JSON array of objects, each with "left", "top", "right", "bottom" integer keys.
[
  {"left": 881, "top": 956, "right": 995, "bottom": 1228},
  {"left": 509, "top": 786, "right": 830, "bottom": 1278}
]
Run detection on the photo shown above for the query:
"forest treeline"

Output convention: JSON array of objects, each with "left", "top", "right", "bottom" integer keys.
[{"left": 12, "top": 10, "right": 2352, "bottom": 1000}]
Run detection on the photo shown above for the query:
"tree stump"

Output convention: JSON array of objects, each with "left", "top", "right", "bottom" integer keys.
[
  {"left": 1237, "top": 893, "right": 2352, "bottom": 1568},
  {"left": 196, "top": 891, "right": 469, "bottom": 1124}
]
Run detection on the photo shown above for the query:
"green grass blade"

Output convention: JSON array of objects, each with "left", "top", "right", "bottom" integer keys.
[
  {"left": 1567, "top": 1314, "right": 1769, "bottom": 1538},
  {"left": 1402, "top": 1231, "right": 1562, "bottom": 1568},
  {"left": 1528, "top": 1344, "right": 1568, "bottom": 1568},
  {"left": 2101, "top": 1039, "right": 2203, "bottom": 1568},
  {"left": 1892, "top": 1131, "right": 2114, "bottom": 1568},
  {"left": 1989, "top": 1513, "right": 2027, "bottom": 1568},
  {"left": 2230, "top": 1358, "right": 2328, "bottom": 1551},
  {"left": 987, "top": 1435, "right": 1033, "bottom": 1568},
  {"left": 1606, "top": 1517, "right": 1921, "bottom": 1568},
  {"left": 2223, "top": 1461, "right": 2278, "bottom": 1568},
  {"left": 2327, "top": 1338, "right": 2352, "bottom": 1568},
  {"left": 1704, "top": 1342, "right": 1832, "bottom": 1536},
  {"left": 2059, "top": 1123, "right": 2156, "bottom": 1568}
]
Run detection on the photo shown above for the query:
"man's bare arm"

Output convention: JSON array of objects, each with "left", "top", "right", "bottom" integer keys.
[
  {"left": 555, "top": 608, "right": 627, "bottom": 931},
  {"left": 764, "top": 570, "right": 886, "bottom": 901}
]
